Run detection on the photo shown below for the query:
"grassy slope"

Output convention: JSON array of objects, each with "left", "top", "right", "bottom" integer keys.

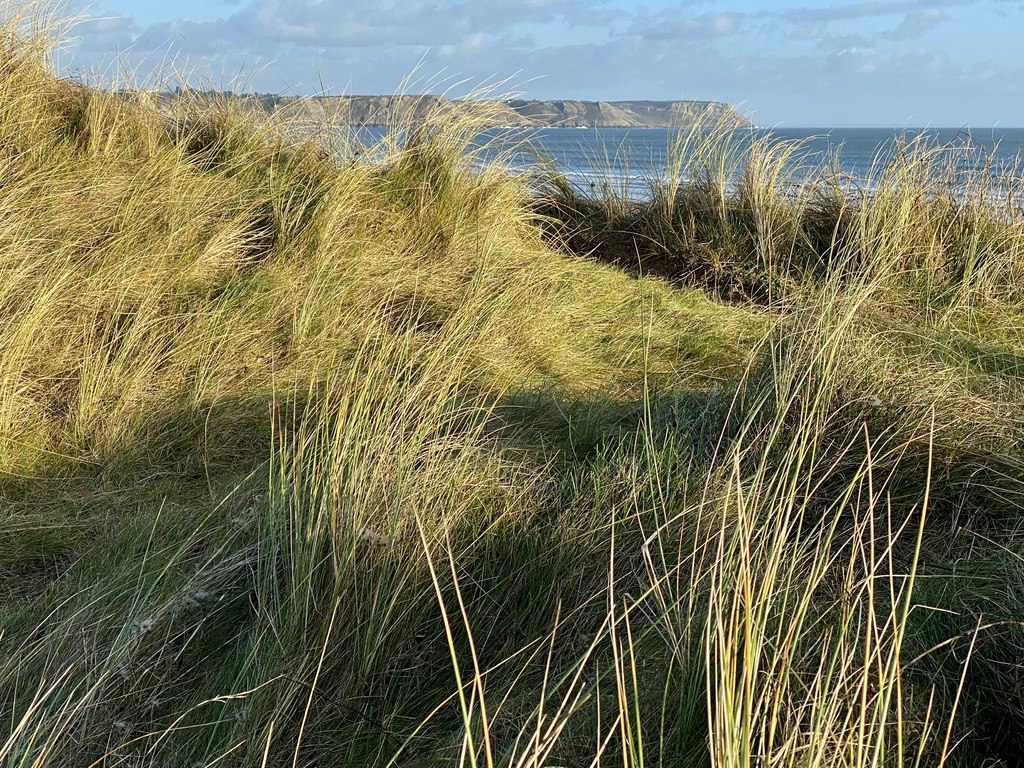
[{"left": 4, "top": 18, "right": 1024, "bottom": 768}]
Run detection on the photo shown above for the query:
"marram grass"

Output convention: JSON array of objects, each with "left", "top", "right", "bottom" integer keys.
[{"left": 4, "top": 6, "right": 1024, "bottom": 767}]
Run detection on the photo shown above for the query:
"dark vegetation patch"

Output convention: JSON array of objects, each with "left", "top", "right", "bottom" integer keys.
[{"left": 533, "top": 147, "right": 1024, "bottom": 307}]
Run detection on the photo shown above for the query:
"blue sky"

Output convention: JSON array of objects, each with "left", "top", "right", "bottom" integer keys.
[{"left": 54, "top": 0, "right": 1024, "bottom": 126}]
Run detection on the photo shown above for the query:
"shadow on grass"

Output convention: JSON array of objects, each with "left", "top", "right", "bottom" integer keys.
[{"left": 6, "top": 370, "right": 1024, "bottom": 765}]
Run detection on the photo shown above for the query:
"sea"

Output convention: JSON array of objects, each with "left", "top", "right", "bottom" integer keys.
[
  {"left": 355, "top": 126, "right": 1024, "bottom": 199},
  {"left": 483, "top": 126, "right": 1024, "bottom": 198}
]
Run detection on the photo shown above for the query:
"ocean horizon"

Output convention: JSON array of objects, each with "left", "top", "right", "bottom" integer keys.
[{"left": 464, "top": 125, "right": 1024, "bottom": 199}]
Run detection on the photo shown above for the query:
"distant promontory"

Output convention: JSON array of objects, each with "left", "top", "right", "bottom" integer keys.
[
  {"left": 498, "top": 98, "right": 749, "bottom": 128},
  {"left": 308, "top": 96, "right": 749, "bottom": 128},
  {"left": 157, "top": 91, "right": 750, "bottom": 129}
]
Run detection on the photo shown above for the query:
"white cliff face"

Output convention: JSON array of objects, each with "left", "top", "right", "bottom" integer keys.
[
  {"left": 154, "top": 90, "right": 750, "bottom": 130},
  {"left": 307, "top": 96, "right": 749, "bottom": 128},
  {"left": 502, "top": 99, "right": 749, "bottom": 128}
]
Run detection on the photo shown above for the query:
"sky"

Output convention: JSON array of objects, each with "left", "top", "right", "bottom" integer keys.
[{"left": 47, "top": 0, "right": 1024, "bottom": 126}]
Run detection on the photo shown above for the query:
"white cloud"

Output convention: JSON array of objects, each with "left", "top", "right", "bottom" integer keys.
[
  {"left": 887, "top": 7, "right": 948, "bottom": 39},
  {"left": 827, "top": 45, "right": 887, "bottom": 74},
  {"left": 627, "top": 11, "right": 743, "bottom": 43},
  {"left": 68, "top": 13, "right": 136, "bottom": 52}
]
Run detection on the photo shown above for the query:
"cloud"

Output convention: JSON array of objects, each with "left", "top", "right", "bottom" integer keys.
[
  {"left": 780, "top": 1, "right": 914, "bottom": 25},
  {"left": 773, "top": 1, "right": 955, "bottom": 52},
  {"left": 886, "top": 7, "right": 947, "bottom": 38},
  {"left": 80, "top": 0, "right": 629, "bottom": 72},
  {"left": 826, "top": 45, "right": 889, "bottom": 74},
  {"left": 791, "top": 21, "right": 827, "bottom": 40},
  {"left": 460, "top": 0, "right": 622, "bottom": 29},
  {"left": 778, "top": 0, "right": 967, "bottom": 25},
  {"left": 55, "top": 0, "right": 1024, "bottom": 125},
  {"left": 68, "top": 13, "right": 136, "bottom": 53},
  {"left": 817, "top": 32, "right": 879, "bottom": 51},
  {"left": 629, "top": 11, "right": 743, "bottom": 43},
  {"left": 68, "top": 0, "right": 742, "bottom": 93}
]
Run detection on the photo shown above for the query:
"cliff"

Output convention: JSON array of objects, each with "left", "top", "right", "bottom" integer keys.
[
  {"left": 157, "top": 92, "right": 749, "bottom": 129},
  {"left": 499, "top": 99, "right": 748, "bottom": 128},
  {"left": 316, "top": 96, "right": 749, "bottom": 128}
]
